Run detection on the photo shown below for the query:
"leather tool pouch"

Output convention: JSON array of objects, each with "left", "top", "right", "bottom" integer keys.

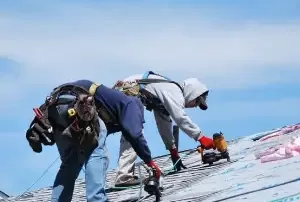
[
  {"left": 139, "top": 89, "right": 170, "bottom": 116},
  {"left": 26, "top": 103, "right": 55, "bottom": 153},
  {"left": 61, "top": 93, "right": 100, "bottom": 155},
  {"left": 62, "top": 113, "right": 100, "bottom": 155}
]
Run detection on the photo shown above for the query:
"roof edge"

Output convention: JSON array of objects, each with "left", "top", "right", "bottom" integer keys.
[{"left": 0, "top": 190, "right": 9, "bottom": 199}]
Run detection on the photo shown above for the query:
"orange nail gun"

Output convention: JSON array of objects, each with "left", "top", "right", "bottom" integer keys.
[{"left": 197, "top": 132, "right": 230, "bottom": 165}]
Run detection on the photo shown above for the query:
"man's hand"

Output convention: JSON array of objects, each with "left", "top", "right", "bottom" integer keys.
[
  {"left": 26, "top": 118, "right": 54, "bottom": 153},
  {"left": 147, "top": 160, "right": 162, "bottom": 179},
  {"left": 199, "top": 136, "right": 215, "bottom": 150},
  {"left": 26, "top": 108, "right": 55, "bottom": 153},
  {"left": 26, "top": 127, "right": 43, "bottom": 153},
  {"left": 32, "top": 107, "right": 55, "bottom": 145},
  {"left": 170, "top": 148, "right": 187, "bottom": 171},
  {"left": 145, "top": 160, "right": 163, "bottom": 199}
]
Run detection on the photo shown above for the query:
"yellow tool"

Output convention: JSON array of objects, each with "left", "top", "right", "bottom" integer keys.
[
  {"left": 197, "top": 132, "right": 230, "bottom": 165},
  {"left": 213, "top": 132, "right": 228, "bottom": 153},
  {"left": 197, "top": 146, "right": 204, "bottom": 157}
]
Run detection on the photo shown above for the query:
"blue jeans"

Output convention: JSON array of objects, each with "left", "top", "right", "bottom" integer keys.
[{"left": 50, "top": 104, "right": 109, "bottom": 202}]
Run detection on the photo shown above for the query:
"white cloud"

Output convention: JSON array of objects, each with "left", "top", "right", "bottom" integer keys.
[{"left": 0, "top": 1, "right": 299, "bottom": 92}]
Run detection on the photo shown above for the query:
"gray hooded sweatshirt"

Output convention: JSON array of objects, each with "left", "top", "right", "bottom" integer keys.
[{"left": 120, "top": 73, "right": 208, "bottom": 150}]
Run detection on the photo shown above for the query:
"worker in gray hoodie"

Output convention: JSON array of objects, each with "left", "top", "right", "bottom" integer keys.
[{"left": 112, "top": 71, "right": 215, "bottom": 187}]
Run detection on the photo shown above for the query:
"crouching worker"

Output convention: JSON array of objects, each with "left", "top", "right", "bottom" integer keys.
[
  {"left": 25, "top": 80, "right": 161, "bottom": 202},
  {"left": 112, "top": 71, "right": 215, "bottom": 187}
]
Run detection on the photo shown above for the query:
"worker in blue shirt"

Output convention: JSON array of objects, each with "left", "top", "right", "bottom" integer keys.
[{"left": 25, "top": 80, "right": 161, "bottom": 202}]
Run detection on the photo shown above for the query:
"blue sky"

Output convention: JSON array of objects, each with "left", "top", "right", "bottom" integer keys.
[{"left": 1, "top": 0, "right": 300, "bottom": 197}]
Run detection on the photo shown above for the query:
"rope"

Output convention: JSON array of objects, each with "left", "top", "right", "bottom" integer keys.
[
  {"left": 135, "top": 153, "right": 205, "bottom": 202},
  {"left": 15, "top": 149, "right": 237, "bottom": 202},
  {"left": 138, "top": 164, "right": 143, "bottom": 200},
  {"left": 16, "top": 156, "right": 59, "bottom": 201},
  {"left": 109, "top": 152, "right": 191, "bottom": 191},
  {"left": 163, "top": 153, "right": 189, "bottom": 175},
  {"left": 15, "top": 149, "right": 192, "bottom": 202}
]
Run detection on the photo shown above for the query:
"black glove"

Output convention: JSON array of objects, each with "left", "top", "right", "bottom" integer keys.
[
  {"left": 26, "top": 127, "right": 43, "bottom": 153},
  {"left": 170, "top": 148, "right": 187, "bottom": 171},
  {"left": 26, "top": 116, "right": 55, "bottom": 153}
]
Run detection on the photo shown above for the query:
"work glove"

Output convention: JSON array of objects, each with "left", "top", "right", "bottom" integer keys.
[
  {"left": 26, "top": 108, "right": 55, "bottom": 153},
  {"left": 199, "top": 135, "right": 215, "bottom": 150},
  {"left": 169, "top": 148, "right": 187, "bottom": 171},
  {"left": 26, "top": 119, "right": 54, "bottom": 153},
  {"left": 26, "top": 127, "right": 43, "bottom": 153},
  {"left": 147, "top": 160, "right": 162, "bottom": 179},
  {"left": 144, "top": 160, "right": 163, "bottom": 199}
]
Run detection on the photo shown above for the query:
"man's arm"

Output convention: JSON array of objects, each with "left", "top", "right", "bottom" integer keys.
[
  {"left": 156, "top": 88, "right": 215, "bottom": 150},
  {"left": 119, "top": 98, "right": 152, "bottom": 164},
  {"left": 157, "top": 89, "right": 203, "bottom": 141},
  {"left": 118, "top": 98, "right": 162, "bottom": 179}
]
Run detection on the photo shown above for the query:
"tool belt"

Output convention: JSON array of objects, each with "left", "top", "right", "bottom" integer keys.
[
  {"left": 26, "top": 102, "right": 56, "bottom": 153},
  {"left": 138, "top": 88, "right": 170, "bottom": 116},
  {"left": 62, "top": 110, "right": 100, "bottom": 154},
  {"left": 26, "top": 83, "right": 101, "bottom": 153},
  {"left": 138, "top": 78, "right": 183, "bottom": 116}
]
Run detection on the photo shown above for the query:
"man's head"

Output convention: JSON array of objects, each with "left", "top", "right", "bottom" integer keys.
[{"left": 182, "top": 78, "right": 209, "bottom": 110}]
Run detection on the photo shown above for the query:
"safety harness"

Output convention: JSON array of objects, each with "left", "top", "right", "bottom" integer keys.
[
  {"left": 46, "top": 83, "right": 100, "bottom": 107},
  {"left": 114, "top": 71, "right": 183, "bottom": 116},
  {"left": 26, "top": 82, "right": 102, "bottom": 153}
]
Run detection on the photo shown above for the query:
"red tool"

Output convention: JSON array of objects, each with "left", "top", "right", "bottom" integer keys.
[
  {"left": 33, "top": 108, "right": 44, "bottom": 119},
  {"left": 33, "top": 108, "right": 52, "bottom": 143}
]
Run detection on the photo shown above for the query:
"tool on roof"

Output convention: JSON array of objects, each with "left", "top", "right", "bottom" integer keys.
[
  {"left": 197, "top": 132, "right": 230, "bottom": 165},
  {"left": 142, "top": 164, "right": 163, "bottom": 202}
]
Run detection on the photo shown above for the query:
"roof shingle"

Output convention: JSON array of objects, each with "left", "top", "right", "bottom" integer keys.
[{"left": 3, "top": 126, "right": 300, "bottom": 202}]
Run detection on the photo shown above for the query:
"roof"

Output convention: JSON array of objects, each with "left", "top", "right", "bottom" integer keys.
[
  {"left": 2, "top": 123, "right": 300, "bottom": 202},
  {"left": 0, "top": 191, "right": 9, "bottom": 200}
]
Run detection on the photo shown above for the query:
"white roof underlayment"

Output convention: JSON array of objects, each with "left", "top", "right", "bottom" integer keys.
[
  {"left": 2, "top": 123, "right": 300, "bottom": 202},
  {"left": 164, "top": 125, "right": 300, "bottom": 202}
]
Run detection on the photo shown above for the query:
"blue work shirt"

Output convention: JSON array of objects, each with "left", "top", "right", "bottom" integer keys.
[{"left": 62, "top": 79, "right": 152, "bottom": 164}]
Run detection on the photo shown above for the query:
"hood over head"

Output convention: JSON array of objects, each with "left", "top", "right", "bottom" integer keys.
[{"left": 182, "top": 78, "right": 209, "bottom": 109}]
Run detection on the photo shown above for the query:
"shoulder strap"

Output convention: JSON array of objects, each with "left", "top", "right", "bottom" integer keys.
[
  {"left": 49, "top": 83, "right": 101, "bottom": 103},
  {"left": 138, "top": 71, "right": 183, "bottom": 93},
  {"left": 51, "top": 84, "right": 91, "bottom": 98}
]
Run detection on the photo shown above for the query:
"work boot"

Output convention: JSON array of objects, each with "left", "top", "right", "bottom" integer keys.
[
  {"left": 114, "top": 175, "right": 144, "bottom": 187},
  {"left": 169, "top": 148, "right": 187, "bottom": 171}
]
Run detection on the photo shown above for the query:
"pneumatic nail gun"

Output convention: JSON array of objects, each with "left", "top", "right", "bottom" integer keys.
[{"left": 197, "top": 132, "right": 230, "bottom": 165}]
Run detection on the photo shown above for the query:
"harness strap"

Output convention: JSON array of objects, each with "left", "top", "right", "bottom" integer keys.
[
  {"left": 89, "top": 83, "right": 100, "bottom": 95},
  {"left": 139, "top": 71, "right": 169, "bottom": 89},
  {"left": 51, "top": 83, "right": 96, "bottom": 98},
  {"left": 47, "top": 82, "right": 101, "bottom": 106},
  {"left": 137, "top": 71, "right": 183, "bottom": 116},
  {"left": 138, "top": 71, "right": 183, "bottom": 92},
  {"left": 45, "top": 82, "right": 101, "bottom": 127},
  {"left": 138, "top": 78, "right": 183, "bottom": 93}
]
